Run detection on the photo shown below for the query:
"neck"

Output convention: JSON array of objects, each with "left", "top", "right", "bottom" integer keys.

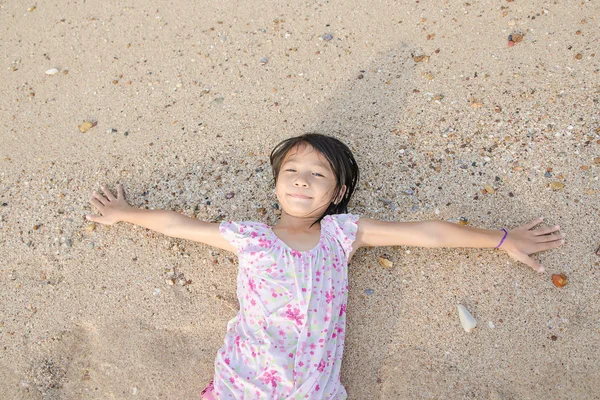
[{"left": 274, "top": 210, "right": 321, "bottom": 232}]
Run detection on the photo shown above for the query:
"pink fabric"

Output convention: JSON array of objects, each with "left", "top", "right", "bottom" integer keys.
[
  {"left": 210, "top": 214, "right": 359, "bottom": 399},
  {"left": 201, "top": 380, "right": 217, "bottom": 399}
]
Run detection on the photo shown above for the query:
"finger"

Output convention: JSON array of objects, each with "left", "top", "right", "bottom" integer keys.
[
  {"left": 90, "top": 198, "right": 105, "bottom": 211},
  {"left": 91, "top": 191, "right": 107, "bottom": 205},
  {"left": 535, "top": 232, "right": 564, "bottom": 243},
  {"left": 535, "top": 238, "right": 565, "bottom": 251},
  {"left": 512, "top": 251, "right": 545, "bottom": 273},
  {"left": 85, "top": 214, "right": 101, "bottom": 222},
  {"left": 101, "top": 185, "right": 116, "bottom": 202},
  {"left": 533, "top": 225, "right": 560, "bottom": 236},
  {"left": 522, "top": 217, "right": 544, "bottom": 230},
  {"left": 117, "top": 183, "right": 125, "bottom": 200}
]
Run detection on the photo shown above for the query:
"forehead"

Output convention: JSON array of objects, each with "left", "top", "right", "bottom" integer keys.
[{"left": 282, "top": 144, "right": 331, "bottom": 169}]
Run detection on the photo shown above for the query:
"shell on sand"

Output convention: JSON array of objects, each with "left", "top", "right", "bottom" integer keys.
[{"left": 457, "top": 304, "right": 477, "bottom": 333}]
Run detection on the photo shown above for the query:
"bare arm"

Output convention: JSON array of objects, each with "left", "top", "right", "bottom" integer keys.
[
  {"left": 86, "top": 184, "right": 237, "bottom": 255},
  {"left": 354, "top": 217, "right": 564, "bottom": 273}
]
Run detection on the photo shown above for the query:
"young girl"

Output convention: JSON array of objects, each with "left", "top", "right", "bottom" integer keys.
[{"left": 86, "top": 133, "right": 564, "bottom": 399}]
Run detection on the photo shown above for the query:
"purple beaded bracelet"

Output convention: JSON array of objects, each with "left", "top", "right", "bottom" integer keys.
[{"left": 495, "top": 228, "right": 508, "bottom": 249}]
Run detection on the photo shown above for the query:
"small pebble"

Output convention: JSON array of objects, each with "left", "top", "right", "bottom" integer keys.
[
  {"left": 225, "top": 192, "right": 235, "bottom": 199},
  {"left": 259, "top": 57, "right": 269, "bottom": 65},
  {"left": 544, "top": 171, "right": 552, "bottom": 178},
  {"left": 322, "top": 33, "right": 333, "bottom": 41},
  {"left": 365, "top": 289, "right": 374, "bottom": 295},
  {"left": 45, "top": 68, "right": 59, "bottom": 75},
  {"left": 488, "top": 321, "right": 496, "bottom": 329}
]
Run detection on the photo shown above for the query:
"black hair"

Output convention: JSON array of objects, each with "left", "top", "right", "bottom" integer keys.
[{"left": 269, "top": 133, "right": 360, "bottom": 227}]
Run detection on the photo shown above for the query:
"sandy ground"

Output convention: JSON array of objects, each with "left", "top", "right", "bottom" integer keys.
[{"left": 1, "top": 0, "right": 599, "bottom": 398}]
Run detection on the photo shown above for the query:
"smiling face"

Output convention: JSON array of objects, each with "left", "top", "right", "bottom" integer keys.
[{"left": 274, "top": 143, "right": 344, "bottom": 219}]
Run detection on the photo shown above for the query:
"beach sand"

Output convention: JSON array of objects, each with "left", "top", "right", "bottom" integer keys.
[{"left": 1, "top": 0, "right": 599, "bottom": 398}]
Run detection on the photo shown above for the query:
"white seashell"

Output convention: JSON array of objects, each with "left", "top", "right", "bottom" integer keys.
[
  {"left": 457, "top": 304, "right": 477, "bottom": 333},
  {"left": 45, "top": 68, "right": 59, "bottom": 75}
]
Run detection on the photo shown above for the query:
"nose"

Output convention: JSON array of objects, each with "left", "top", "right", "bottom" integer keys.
[{"left": 293, "top": 173, "right": 310, "bottom": 187}]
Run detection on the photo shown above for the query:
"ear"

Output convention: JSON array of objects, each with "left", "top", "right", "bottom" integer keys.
[{"left": 333, "top": 185, "right": 347, "bottom": 205}]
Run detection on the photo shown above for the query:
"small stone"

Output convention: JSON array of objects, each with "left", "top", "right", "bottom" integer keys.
[
  {"left": 550, "top": 182, "right": 565, "bottom": 190},
  {"left": 259, "top": 57, "right": 269, "bottom": 65},
  {"left": 551, "top": 335, "right": 558, "bottom": 341},
  {"left": 544, "top": 171, "right": 552, "bottom": 178},
  {"left": 508, "top": 41, "right": 515, "bottom": 47},
  {"left": 378, "top": 257, "right": 393, "bottom": 269},
  {"left": 357, "top": 73, "right": 364, "bottom": 79},
  {"left": 65, "top": 239, "right": 72, "bottom": 248},
  {"left": 552, "top": 273, "right": 567, "bottom": 288},
  {"left": 365, "top": 289, "right": 374, "bottom": 295},
  {"left": 45, "top": 68, "right": 60, "bottom": 75},
  {"left": 322, "top": 33, "right": 333, "bottom": 41},
  {"left": 413, "top": 55, "right": 429, "bottom": 63},
  {"left": 484, "top": 184, "right": 495, "bottom": 194},
  {"left": 84, "top": 222, "right": 96, "bottom": 232},
  {"left": 458, "top": 217, "right": 469, "bottom": 226},
  {"left": 78, "top": 121, "right": 97, "bottom": 133},
  {"left": 153, "top": 288, "right": 161, "bottom": 296},
  {"left": 575, "top": 53, "right": 583, "bottom": 60},
  {"left": 594, "top": 157, "right": 600, "bottom": 164},
  {"left": 27, "top": 6, "right": 36, "bottom": 11},
  {"left": 511, "top": 33, "right": 523, "bottom": 43},
  {"left": 488, "top": 321, "right": 496, "bottom": 329},
  {"left": 225, "top": 192, "right": 235, "bottom": 199}
]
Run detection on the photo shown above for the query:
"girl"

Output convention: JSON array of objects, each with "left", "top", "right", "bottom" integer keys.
[{"left": 86, "top": 133, "right": 564, "bottom": 399}]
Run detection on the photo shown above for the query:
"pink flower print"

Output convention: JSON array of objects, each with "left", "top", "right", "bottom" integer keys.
[
  {"left": 289, "top": 352, "right": 294, "bottom": 358},
  {"left": 272, "top": 292, "right": 278, "bottom": 298},
  {"left": 339, "top": 303, "right": 347, "bottom": 316},
  {"left": 248, "top": 278, "right": 256, "bottom": 292},
  {"left": 251, "top": 299, "right": 256, "bottom": 306},
  {"left": 258, "top": 237, "right": 272, "bottom": 248},
  {"left": 250, "top": 231, "right": 259, "bottom": 238},
  {"left": 302, "top": 288, "right": 307, "bottom": 292},
  {"left": 234, "top": 335, "right": 241, "bottom": 348},
  {"left": 225, "top": 358, "right": 230, "bottom": 365},
  {"left": 291, "top": 250, "right": 302, "bottom": 258},
  {"left": 285, "top": 307, "right": 304, "bottom": 325},
  {"left": 315, "top": 384, "right": 321, "bottom": 391},
  {"left": 259, "top": 369, "right": 282, "bottom": 388},
  {"left": 317, "top": 360, "right": 326, "bottom": 372},
  {"left": 279, "top": 329, "right": 285, "bottom": 337},
  {"left": 325, "top": 290, "right": 334, "bottom": 304},
  {"left": 299, "top": 361, "right": 304, "bottom": 367},
  {"left": 316, "top": 270, "right": 321, "bottom": 277},
  {"left": 310, "top": 343, "right": 316, "bottom": 350}
]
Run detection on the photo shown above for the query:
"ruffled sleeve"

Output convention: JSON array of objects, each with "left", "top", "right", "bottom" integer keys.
[
  {"left": 219, "top": 220, "right": 263, "bottom": 252},
  {"left": 322, "top": 213, "right": 360, "bottom": 256}
]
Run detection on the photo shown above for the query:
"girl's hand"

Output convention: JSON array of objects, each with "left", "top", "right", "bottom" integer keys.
[
  {"left": 500, "top": 217, "right": 565, "bottom": 273},
  {"left": 86, "top": 184, "right": 132, "bottom": 225}
]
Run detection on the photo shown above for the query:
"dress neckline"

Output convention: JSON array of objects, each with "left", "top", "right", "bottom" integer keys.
[{"left": 262, "top": 219, "right": 326, "bottom": 253}]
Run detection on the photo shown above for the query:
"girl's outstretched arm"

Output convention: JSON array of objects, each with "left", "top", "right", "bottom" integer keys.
[
  {"left": 354, "top": 217, "right": 564, "bottom": 273},
  {"left": 86, "top": 184, "right": 237, "bottom": 255}
]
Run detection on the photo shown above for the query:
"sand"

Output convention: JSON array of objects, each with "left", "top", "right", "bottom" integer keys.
[{"left": 1, "top": 0, "right": 599, "bottom": 398}]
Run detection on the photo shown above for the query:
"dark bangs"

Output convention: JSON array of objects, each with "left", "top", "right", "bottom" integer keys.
[{"left": 269, "top": 133, "right": 360, "bottom": 226}]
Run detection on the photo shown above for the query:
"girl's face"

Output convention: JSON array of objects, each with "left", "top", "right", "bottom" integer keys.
[{"left": 274, "top": 144, "right": 343, "bottom": 219}]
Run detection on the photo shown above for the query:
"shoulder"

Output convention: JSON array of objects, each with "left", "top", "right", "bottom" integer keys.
[
  {"left": 322, "top": 213, "right": 361, "bottom": 250},
  {"left": 219, "top": 220, "right": 272, "bottom": 249}
]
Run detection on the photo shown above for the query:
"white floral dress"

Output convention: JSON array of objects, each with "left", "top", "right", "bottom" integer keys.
[{"left": 212, "top": 213, "right": 360, "bottom": 399}]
